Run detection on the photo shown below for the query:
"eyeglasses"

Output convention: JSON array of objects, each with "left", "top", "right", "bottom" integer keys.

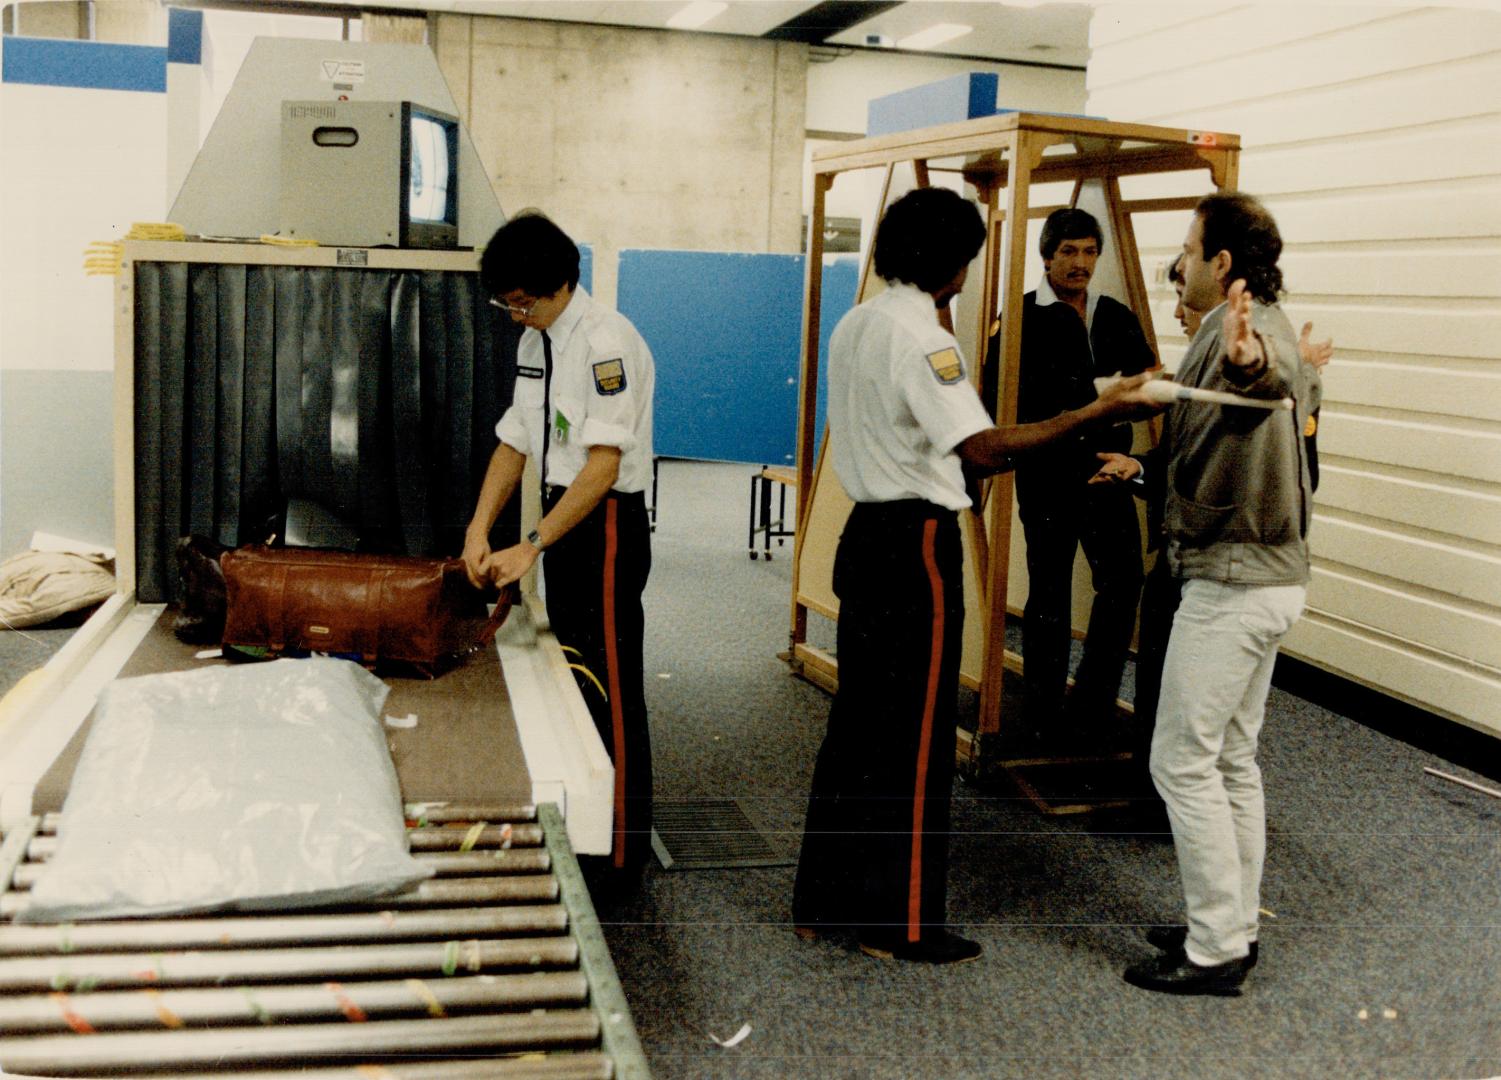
[{"left": 489, "top": 294, "right": 540, "bottom": 317}]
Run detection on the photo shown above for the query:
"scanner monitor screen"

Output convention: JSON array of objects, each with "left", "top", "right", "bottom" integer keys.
[
  {"left": 407, "top": 111, "right": 453, "bottom": 225},
  {"left": 401, "top": 103, "right": 459, "bottom": 247}
]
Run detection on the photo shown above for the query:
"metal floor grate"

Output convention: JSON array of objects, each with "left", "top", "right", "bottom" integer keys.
[{"left": 650, "top": 798, "right": 793, "bottom": 871}]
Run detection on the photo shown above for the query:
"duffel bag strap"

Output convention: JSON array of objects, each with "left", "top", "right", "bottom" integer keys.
[{"left": 470, "top": 584, "right": 519, "bottom": 653}]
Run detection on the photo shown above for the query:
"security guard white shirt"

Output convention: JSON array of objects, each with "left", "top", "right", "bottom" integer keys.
[
  {"left": 496, "top": 287, "right": 655, "bottom": 494},
  {"left": 829, "top": 281, "right": 993, "bottom": 511}
]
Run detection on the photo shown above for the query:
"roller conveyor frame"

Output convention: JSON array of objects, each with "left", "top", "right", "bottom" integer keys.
[{"left": 0, "top": 804, "right": 649, "bottom": 1078}]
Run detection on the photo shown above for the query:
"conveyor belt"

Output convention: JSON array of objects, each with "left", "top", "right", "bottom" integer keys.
[{"left": 0, "top": 804, "right": 648, "bottom": 1078}]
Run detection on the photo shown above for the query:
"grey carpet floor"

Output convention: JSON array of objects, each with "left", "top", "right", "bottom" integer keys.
[
  {"left": 618, "top": 460, "right": 1500, "bottom": 1080},
  {"left": 3, "top": 461, "right": 1496, "bottom": 1079}
]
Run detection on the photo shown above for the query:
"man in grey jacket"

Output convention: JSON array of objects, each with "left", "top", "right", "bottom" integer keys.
[{"left": 1119, "top": 193, "right": 1320, "bottom": 996}]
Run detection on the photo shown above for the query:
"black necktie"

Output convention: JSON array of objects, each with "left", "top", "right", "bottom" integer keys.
[{"left": 540, "top": 329, "right": 553, "bottom": 500}]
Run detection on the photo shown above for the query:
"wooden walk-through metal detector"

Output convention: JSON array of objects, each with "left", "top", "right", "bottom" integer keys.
[{"left": 787, "top": 113, "right": 1241, "bottom": 809}]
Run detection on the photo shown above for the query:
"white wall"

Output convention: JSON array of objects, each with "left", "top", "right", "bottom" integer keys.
[
  {"left": 0, "top": 79, "right": 164, "bottom": 376},
  {"left": 805, "top": 49, "right": 1086, "bottom": 135},
  {"left": 0, "top": 54, "right": 167, "bottom": 556},
  {"left": 805, "top": 51, "right": 1086, "bottom": 221},
  {"left": 433, "top": 14, "right": 808, "bottom": 306},
  {"left": 1087, "top": 4, "right": 1501, "bottom": 736}
]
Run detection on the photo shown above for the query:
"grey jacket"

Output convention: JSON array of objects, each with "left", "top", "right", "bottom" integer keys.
[{"left": 1164, "top": 300, "right": 1321, "bottom": 585}]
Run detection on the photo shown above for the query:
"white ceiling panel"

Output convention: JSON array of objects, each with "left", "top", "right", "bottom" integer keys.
[
  {"left": 344, "top": 0, "right": 815, "bottom": 36},
  {"left": 275, "top": 0, "right": 1092, "bottom": 65},
  {"left": 827, "top": 2, "right": 1091, "bottom": 67}
]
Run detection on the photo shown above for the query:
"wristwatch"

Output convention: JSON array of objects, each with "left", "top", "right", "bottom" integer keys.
[{"left": 525, "top": 528, "right": 545, "bottom": 551}]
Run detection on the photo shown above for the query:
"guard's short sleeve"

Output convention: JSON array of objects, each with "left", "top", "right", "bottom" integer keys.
[
  {"left": 495, "top": 403, "right": 530, "bottom": 455},
  {"left": 894, "top": 339, "right": 992, "bottom": 456},
  {"left": 576, "top": 324, "right": 650, "bottom": 454}
]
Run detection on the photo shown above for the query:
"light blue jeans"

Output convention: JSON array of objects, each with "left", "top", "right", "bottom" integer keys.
[{"left": 1150, "top": 578, "right": 1307, "bottom": 967}]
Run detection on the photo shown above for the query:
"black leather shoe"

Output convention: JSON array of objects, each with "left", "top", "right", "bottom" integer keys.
[
  {"left": 1145, "top": 925, "right": 1258, "bottom": 970},
  {"left": 1122, "top": 952, "right": 1246, "bottom": 996},
  {"left": 858, "top": 929, "right": 982, "bottom": 965},
  {"left": 793, "top": 923, "right": 847, "bottom": 942},
  {"left": 1098, "top": 802, "right": 1173, "bottom": 839}
]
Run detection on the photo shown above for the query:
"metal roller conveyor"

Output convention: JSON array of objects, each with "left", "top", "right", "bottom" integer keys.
[
  {"left": 413, "top": 849, "right": 553, "bottom": 874},
  {"left": 0, "top": 1010, "right": 602, "bottom": 1075},
  {"left": 24, "top": 824, "right": 546, "bottom": 862},
  {"left": 13, "top": 846, "right": 552, "bottom": 888},
  {"left": 0, "top": 904, "right": 570, "bottom": 955},
  {"left": 0, "top": 970, "right": 589, "bottom": 1033},
  {"left": 0, "top": 806, "right": 650, "bottom": 1076},
  {"left": 407, "top": 824, "right": 545, "bottom": 850},
  {"left": 1, "top": 874, "right": 560, "bottom": 920},
  {"left": 0, "top": 935, "right": 580, "bottom": 992},
  {"left": 126, "top": 1051, "right": 616, "bottom": 1080},
  {"left": 34, "top": 807, "right": 545, "bottom": 835},
  {"left": 401, "top": 803, "right": 540, "bottom": 825}
]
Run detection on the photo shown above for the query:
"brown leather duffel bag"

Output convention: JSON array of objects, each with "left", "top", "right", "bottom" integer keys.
[{"left": 220, "top": 545, "right": 514, "bottom": 675}]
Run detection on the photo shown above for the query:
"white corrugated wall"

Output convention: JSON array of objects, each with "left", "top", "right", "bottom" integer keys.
[{"left": 1086, "top": 3, "right": 1501, "bottom": 736}]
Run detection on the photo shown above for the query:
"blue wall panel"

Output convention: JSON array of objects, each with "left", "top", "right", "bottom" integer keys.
[
  {"left": 578, "top": 244, "right": 593, "bottom": 296},
  {"left": 167, "top": 8, "right": 203, "bottom": 66},
  {"left": 618, "top": 251, "right": 856, "bottom": 466},
  {"left": 866, "top": 72, "right": 998, "bottom": 137},
  {"left": 1, "top": 37, "right": 166, "bottom": 92}
]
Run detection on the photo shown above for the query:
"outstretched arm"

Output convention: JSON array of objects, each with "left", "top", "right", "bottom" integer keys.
[
  {"left": 956, "top": 371, "right": 1163, "bottom": 474},
  {"left": 1221, "top": 280, "right": 1266, "bottom": 376}
]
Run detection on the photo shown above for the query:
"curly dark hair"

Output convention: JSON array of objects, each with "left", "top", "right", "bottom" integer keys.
[
  {"left": 479, "top": 210, "right": 581, "bottom": 298},
  {"left": 872, "top": 187, "right": 986, "bottom": 294},
  {"left": 1194, "top": 192, "right": 1283, "bottom": 304},
  {"left": 1039, "top": 207, "right": 1103, "bottom": 260}
]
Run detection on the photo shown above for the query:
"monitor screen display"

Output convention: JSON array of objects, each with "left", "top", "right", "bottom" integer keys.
[{"left": 407, "top": 113, "right": 453, "bottom": 225}]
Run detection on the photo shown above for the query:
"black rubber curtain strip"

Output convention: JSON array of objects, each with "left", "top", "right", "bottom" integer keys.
[{"left": 129, "top": 259, "right": 517, "bottom": 603}]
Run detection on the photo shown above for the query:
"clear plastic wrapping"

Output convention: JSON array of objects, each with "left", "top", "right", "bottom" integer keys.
[{"left": 22, "top": 658, "right": 431, "bottom": 923}]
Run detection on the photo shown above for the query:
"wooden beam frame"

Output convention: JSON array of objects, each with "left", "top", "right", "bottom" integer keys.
[{"left": 788, "top": 113, "right": 1241, "bottom": 792}]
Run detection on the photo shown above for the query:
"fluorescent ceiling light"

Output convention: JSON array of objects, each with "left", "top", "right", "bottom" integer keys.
[
  {"left": 666, "top": 1, "right": 728, "bottom": 30},
  {"left": 897, "top": 23, "right": 974, "bottom": 50}
]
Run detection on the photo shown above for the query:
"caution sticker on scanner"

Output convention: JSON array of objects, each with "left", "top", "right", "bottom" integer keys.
[{"left": 321, "top": 59, "right": 366, "bottom": 83}]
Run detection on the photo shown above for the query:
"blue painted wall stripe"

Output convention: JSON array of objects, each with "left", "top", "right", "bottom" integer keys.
[
  {"left": 167, "top": 7, "right": 203, "bottom": 66},
  {"left": 2, "top": 38, "right": 166, "bottom": 92}
]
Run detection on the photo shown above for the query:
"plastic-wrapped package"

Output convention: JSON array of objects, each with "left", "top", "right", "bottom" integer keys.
[{"left": 21, "top": 658, "right": 432, "bottom": 923}]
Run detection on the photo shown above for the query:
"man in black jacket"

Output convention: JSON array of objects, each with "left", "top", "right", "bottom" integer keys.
[{"left": 1014, "top": 208, "right": 1156, "bottom": 747}]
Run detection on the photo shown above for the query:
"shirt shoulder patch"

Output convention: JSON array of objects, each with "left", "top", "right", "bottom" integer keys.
[
  {"left": 593, "top": 358, "right": 627, "bottom": 396},
  {"left": 926, "top": 347, "right": 965, "bottom": 385}
]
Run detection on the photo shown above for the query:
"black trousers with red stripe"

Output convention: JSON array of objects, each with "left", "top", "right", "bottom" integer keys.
[
  {"left": 542, "top": 489, "right": 653, "bottom": 873},
  {"left": 793, "top": 500, "right": 965, "bottom": 942}
]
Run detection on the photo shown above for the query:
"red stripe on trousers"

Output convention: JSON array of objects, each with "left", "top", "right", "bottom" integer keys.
[
  {"left": 602, "top": 498, "right": 627, "bottom": 868},
  {"left": 909, "top": 518, "right": 944, "bottom": 942}
]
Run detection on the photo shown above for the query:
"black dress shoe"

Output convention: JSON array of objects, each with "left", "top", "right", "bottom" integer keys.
[
  {"left": 1122, "top": 952, "right": 1246, "bottom": 996},
  {"left": 793, "top": 923, "right": 847, "bottom": 942},
  {"left": 1145, "top": 925, "right": 1258, "bottom": 970},
  {"left": 858, "top": 929, "right": 982, "bottom": 965},
  {"left": 1098, "top": 802, "right": 1174, "bottom": 839}
]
